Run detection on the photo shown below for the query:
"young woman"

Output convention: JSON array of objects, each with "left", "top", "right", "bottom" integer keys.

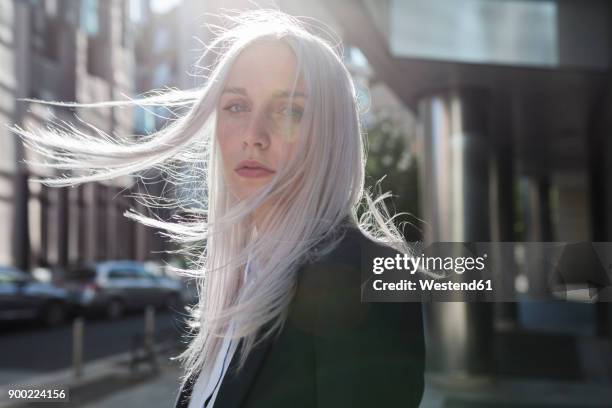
[{"left": 10, "top": 10, "right": 425, "bottom": 408}]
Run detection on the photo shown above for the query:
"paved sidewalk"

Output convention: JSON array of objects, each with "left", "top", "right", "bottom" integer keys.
[
  {"left": 420, "top": 374, "right": 612, "bottom": 407},
  {"left": 71, "top": 361, "right": 612, "bottom": 408},
  {"left": 80, "top": 358, "right": 183, "bottom": 408},
  {"left": 75, "top": 368, "right": 612, "bottom": 408},
  {"left": 2, "top": 345, "right": 610, "bottom": 407},
  {"left": 0, "top": 345, "right": 185, "bottom": 408}
]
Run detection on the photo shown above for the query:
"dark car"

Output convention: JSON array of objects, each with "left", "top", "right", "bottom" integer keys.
[
  {"left": 63, "top": 260, "right": 183, "bottom": 320},
  {"left": 0, "top": 266, "right": 72, "bottom": 327}
]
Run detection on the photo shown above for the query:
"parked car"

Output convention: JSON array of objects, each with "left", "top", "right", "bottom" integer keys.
[
  {"left": 144, "top": 260, "right": 198, "bottom": 307},
  {"left": 0, "top": 266, "right": 72, "bottom": 327},
  {"left": 62, "top": 260, "right": 183, "bottom": 320}
]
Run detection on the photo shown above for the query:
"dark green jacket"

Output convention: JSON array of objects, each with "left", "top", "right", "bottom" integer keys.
[{"left": 174, "top": 225, "right": 425, "bottom": 408}]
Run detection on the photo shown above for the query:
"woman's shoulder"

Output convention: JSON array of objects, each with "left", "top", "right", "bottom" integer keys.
[
  {"left": 291, "top": 223, "right": 418, "bottom": 336},
  {"left": 301, "top": 223, "right": 402, "bottom": 278},
  {"left": 294, "top": 223, "right": 404, "bottom": 305}
]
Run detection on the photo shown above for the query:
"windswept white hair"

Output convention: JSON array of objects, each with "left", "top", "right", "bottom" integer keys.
[{"left": 7, "top": 9, "right": 416, "bottom": 388}]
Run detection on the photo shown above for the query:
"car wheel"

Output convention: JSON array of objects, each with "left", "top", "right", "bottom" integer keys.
[
  {"left": 42, "top": 302, "right": 66, "bottom": 327},
  {"left": 106, "top": 298, "right": 124, "bottom": 320}
]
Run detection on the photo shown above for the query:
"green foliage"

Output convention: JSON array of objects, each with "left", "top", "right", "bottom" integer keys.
[{"left": 362, "top": 116, "right": 422, "bottom": 241}]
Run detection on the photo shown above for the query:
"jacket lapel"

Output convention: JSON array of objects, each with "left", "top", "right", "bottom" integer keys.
[
  {"left": 174, "top": 218, "right": 356, "bottom": 408},
  {"left": 174, "top": 325, "right": 275, "bottom": 408},
  {"left": 212, "top": 325, "right": 275, "bottom": 408}
]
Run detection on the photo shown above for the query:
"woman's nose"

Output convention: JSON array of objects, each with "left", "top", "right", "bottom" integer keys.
[{"left": 242, "top": 112, "right": 270, "bottom": 150}]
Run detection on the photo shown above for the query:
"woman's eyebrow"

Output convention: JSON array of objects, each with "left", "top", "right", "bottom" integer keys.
[
  {"left": 272, "top": 90, "right": 307, "bottom": 98},
  {"left": 221, "top": 86, "right": 307, "bottom": 99},
  {"left": 221, "top": 86, "right": 247, "bottom": 95}
]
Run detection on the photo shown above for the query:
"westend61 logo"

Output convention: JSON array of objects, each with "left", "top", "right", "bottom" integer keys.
[{"left": 372, "top": 253, "right": 488, "bottom": 275}]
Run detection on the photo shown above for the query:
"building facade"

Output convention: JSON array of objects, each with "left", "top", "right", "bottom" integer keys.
[{"left": 0, "top": 0, "right": 168, "bottom": 277}]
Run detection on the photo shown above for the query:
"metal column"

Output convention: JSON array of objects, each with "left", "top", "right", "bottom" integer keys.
[{"left": 417, "top": 88, "right": 496, "bottom": 379}]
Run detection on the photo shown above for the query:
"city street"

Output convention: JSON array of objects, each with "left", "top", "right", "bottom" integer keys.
[
  {"left": 1, "top": 1, "right": 611, "bottom": 406},
  {"left": 0, "top": 309, "right": 188, "bottom": 387}
]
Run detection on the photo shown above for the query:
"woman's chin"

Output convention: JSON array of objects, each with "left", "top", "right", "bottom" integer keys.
[{"left": 233, "top": 188, "right": 265, "bottom": 202}]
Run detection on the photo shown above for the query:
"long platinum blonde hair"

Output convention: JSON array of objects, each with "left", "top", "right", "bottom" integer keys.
[{"left": 8, "top": 9, "right": 414, "bottom": 388}]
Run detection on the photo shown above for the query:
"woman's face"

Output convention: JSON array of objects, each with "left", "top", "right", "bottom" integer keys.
[{"left": 216, "top": 40, "right": 306, "bottom": 202}]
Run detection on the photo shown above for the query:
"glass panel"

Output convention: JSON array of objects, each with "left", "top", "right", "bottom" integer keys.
[
  {"left": 80, "top": 0, "right": 99, "bottom": 36},
  {"left": 389, "top": 0, "right": 558, "bottom": 67}
]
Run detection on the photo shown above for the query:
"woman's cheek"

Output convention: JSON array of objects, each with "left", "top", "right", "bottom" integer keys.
[{"left": 217, "top": 122, "right": 241, "bottom": 154}]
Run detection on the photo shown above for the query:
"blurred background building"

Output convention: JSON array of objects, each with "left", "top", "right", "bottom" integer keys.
[
  {"left": 0, "top": 0, "right": 170, "bottom": 278},
  {"left": 310, "top": 0, "right": 612, "bottom": 390},
  {"left": 1, "top": 0, "right": 611, "bottom": 406},
  {"left": 315, "top": 0, "right": 612, "bottom": 384}
]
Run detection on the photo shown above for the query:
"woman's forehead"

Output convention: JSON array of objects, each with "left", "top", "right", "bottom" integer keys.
[{"left": 223, "top": 40, "right": 306, "bottom": 95}]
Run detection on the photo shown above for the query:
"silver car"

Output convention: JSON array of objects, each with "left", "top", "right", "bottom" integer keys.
[
  {"left": 63, "top": 260, "right": 183, "bottom": 320},
  {"left": 0, "top": 266, "right": 72, "bottom": 326}
]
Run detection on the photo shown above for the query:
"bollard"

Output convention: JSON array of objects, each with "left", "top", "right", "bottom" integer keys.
[
  {"left": 144, "top": 306, "right": 159, "bottom": 373},
  {"left": 145, "top": 305, "right": 155, "bottom": 349},
  {"left": 73, "top": 317, "right": 84, "bottom": 379}
]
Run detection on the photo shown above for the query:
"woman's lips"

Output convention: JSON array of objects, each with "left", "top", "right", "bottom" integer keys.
[
  {"left": 235, "top": 167, "right": 275, "bottom": 178},
  {"left": 235, "top": 160, "right": 275, "bottom": 178}
]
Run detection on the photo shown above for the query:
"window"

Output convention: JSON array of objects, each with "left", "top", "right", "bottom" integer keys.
[
  {"left": 153, "top": 63, "right": 171, "bottom": 87},
  {"left": 134, "top": 106, "right": 157, "bottom": 134},
  {"left": 120, "top": 0, "right": 132, "bottom": 48},
  {"left": 108, "top": 269, "right": 136, "bottom": 279},
  {"left": 86, "top": 34, "right": 107, "bottom": 78},
  {"left": 0, "top": 269, "right": 28, "bottom": 284},
  {"left": 65, "top": 266, "right": 96, "bottom": 281},
  {"left": 82, "top": 0, "right": 109, "bottom": 78},
  {"left": 139, "top": 269, "right": 157, "bottom": 280},
  {"left": 45, "top": 0, "right": 58, "bottom": 16},
  {"left": 134, "top": 267, "right": 154, "bottom": 280},
  {"left": 30, "top": 7, "right": 59, "bottom": 61},
  {"left": 80, "top": 0, "right": 99, "bottom": 36},
  {"left": 60, "top": 0, "right": 80, "bottom": 26},
  {"left": 153, "top": 29, "right": 170, "bottom": 53},
  {"left": 107, "top": 265, "right": 146, "bottom": 280},
  {"left": 129, "top": 0, "right": 143, "bottom": 24}
]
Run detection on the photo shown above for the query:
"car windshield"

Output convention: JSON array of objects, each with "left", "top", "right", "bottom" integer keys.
[
  {"left": 0, "top": 268, "right": 30, "bottom": 283},
  {"left": 65, "top": 266, "right": 96, "bottom": 281}
]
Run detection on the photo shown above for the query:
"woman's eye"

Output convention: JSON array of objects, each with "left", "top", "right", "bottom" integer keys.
[
  {"left": 279, "top": 106, "right": 303, "bottom": 120},
  {"left": 225, "top": 104, "right": 247, "bottom": 113}
]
